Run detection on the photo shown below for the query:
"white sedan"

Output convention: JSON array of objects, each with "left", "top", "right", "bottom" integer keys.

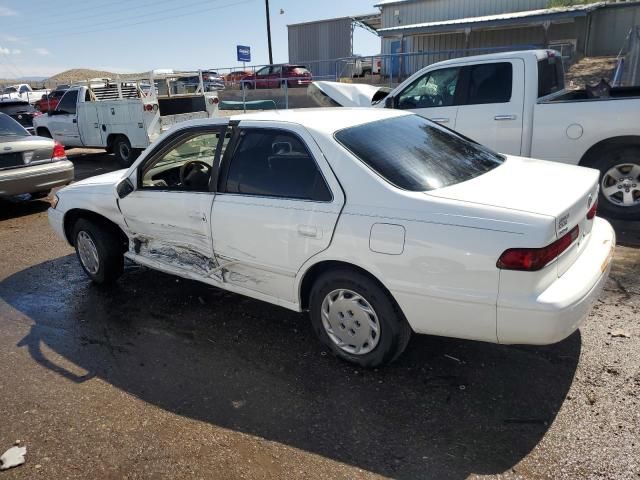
[{"left": 48, "top": 108, "right": 615, "bottom": 367}]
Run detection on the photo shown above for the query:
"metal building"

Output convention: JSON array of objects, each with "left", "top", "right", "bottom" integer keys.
[{"left": 287, "top": 14, "right": 381, "bottom": 80}]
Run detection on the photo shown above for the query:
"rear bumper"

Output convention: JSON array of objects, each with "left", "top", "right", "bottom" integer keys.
[
  {"left": 497, "top": 217, "right": 615, "bottom": 345},
  {"left": 0, "top": 160, "right": 74, "bottom": 197}
]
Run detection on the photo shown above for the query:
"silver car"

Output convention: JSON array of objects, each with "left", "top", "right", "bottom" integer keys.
[{"left": 0, "top": 112, "right": 74, "bottom": 199}]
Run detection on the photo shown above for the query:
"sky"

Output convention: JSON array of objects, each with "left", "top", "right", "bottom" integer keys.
[{"left": 0, "top": 0, "right": 380, "bottom": 79}]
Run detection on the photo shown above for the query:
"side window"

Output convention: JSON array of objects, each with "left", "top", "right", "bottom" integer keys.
[
  {"left": 19, "top": 85, "right": 29, "bottom": 94},
  {"left": 224, "top": 129, "right": 332, "bottom": 201},
  {"left": 141, "top": 129, "right": 228, "bottom": 192},
  {"left": 56, "top": 90, "right": 78, "bottom": 114},
  {"left": 271, "top": 66, "right": 282, "bottom": 75},
  {"left": 464, "top": 62, "right": 512, "bottom": 105},
  {"left": 397, "top": 67, "right": 460, "bottom": 109},
  {"left": 256, "top": 67, "right": 270, "bottom": 76}
]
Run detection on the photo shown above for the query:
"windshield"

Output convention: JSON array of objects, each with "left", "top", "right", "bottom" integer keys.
[
  {"left": 334, "top": 114, "right": 504, "bottom": 191},
  {"left": 0, "top": 113, "right": 29, "bottom": 136}
]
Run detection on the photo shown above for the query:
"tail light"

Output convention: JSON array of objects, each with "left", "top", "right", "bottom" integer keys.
[
  {"left": 497, "top": 225, "right": 580, "bottom": 271},
  {"left": 209, "top": 97, "right": 219, "bottom": 105},
  {"left": 52, "top": 141, "right": 66, "bottom": 161},
  {"left": 587, "top": 199, "right": 598, "bottom": 220},
  {"left": 143, "top": 103, "right": 155, "bottom": 112}
]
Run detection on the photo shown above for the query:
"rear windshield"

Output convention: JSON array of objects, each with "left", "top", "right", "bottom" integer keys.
[
  {"left": 334, "top": 114, "right": 504, "bottom": 191},
  {"left": 538, "top": 56, "right": 565, "bottom": 97},
  {"left": 0, "top": 113, "right": 29, "bottom": 136}
]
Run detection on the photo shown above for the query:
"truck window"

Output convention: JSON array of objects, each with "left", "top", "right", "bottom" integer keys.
[
  {"left": 56, "top": 90, "right": 78, "bottom": 114},
  {"left": 464, "top": 62, "right": 512, "bottom": 105},
  {"left": 538, "top": 56, "right": 565, "bottom": 97},
  {"left": 335, "top": 114, "right": 504, "bottom": 192},
  {"left": 397, "top": 67, "right": 460, "bottom": 109}
]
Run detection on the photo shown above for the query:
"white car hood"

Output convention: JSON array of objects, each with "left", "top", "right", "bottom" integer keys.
[
  {"left": 310, "top": 81, "right": 387, "bottom": 108},
  {"left": 64, "top": 169, "right": 127, "bottom": 190}
]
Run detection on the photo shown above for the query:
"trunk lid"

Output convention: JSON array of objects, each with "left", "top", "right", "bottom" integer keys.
[
  {"left": 428, "top": 156, "right": 599, "bottom": 275},
  {"left": 0, "top": 135, "right": 56, "bottom": 170}
]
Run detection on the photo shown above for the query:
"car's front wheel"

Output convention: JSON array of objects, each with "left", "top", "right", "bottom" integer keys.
[
  {"left": 309, "top": 269, "right": 411, "bottom": 367},
  {"left": 73, "top": 219, "right": 124, "bottom": 284}
]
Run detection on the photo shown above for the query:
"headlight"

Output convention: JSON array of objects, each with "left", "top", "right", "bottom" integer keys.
[{"left": 51, "top": 194, "right": 59, "bottom": 209}]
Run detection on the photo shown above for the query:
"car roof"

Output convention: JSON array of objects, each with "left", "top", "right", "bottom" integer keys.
[
  {"left": 231, "top": 108, "right": 412, "bottom": 135},
  {"left": 426, "top": 49, "right": 553, "bottom": 69}
]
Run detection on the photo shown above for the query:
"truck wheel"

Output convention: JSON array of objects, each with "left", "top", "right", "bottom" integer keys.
[
  {"left": 113, "top": 136, "right": 139, "bottom": 168},
  {"left": 309, "top": 268, "right": 411, "bottom": 367},
  {"left": 37, "top": 128, "right": 52, "bottom": 138},
  {"left": 590, "top": 145, "right": 640, "bottom": 220},
  {"left": 72, "top": 218, "right": 124, "bottom": 284}
]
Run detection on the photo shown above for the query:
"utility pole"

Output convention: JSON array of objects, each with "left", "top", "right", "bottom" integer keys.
[{"left": 265, "top": 0, "right": 273, "bottom": 65}]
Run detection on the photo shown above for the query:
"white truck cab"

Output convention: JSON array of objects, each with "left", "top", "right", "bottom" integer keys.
[{"left": 33, "top": 72, "right": 220, "bottom": 166}]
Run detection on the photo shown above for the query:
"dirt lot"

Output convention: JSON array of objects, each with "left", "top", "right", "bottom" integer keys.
[{"left": 0, "top": 150, "right": 639, "bottom": 479}]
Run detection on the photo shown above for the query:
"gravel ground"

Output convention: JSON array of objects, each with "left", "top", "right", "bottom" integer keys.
[{"left": 0, "top": 150, "right": 638, "bottom": 479}]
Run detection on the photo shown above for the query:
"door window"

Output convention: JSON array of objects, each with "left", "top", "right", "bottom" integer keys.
[
  {"left": 56, "top": 90, "right": 78, "bottom": 114},
  {"left": 223, "top": 129, "right": 332, "bottom": 201},
  {"left": 141, "top": 129, "right": 228, "bottom": 192},
  {"left": 255, "top": 67, "right": 270, "bottom": 76},
  {"left": 464, "top": 62, "right": 513, "bottom": 105},
  {"left": 397, "top": 67, "right": 460, "bottom": 109}
]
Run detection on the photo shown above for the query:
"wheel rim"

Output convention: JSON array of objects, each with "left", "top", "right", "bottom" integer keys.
[
  {"left": 601, "top": 163, "right": 640, "bottom": 207},
  {"left": 119, "top": 142, "right": 130, "bottom": 160},
  {"left": 77, "top": 231, "right": 100, "bottom": 274},
  {"left": 320, "top": 289, "right": 380, "bottom": 355}
]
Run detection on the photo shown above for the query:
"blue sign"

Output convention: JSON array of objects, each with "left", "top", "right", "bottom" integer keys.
[{"left": 237, "top": 45, "right": 251, "bottom": 63}]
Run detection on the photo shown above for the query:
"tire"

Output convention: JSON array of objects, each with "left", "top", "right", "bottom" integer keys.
[
  {"left": 30, "top": 190, "right": 50, "bottom": 199},
  {"left": 72, "top": 218, "right": 124, "bottom": 284},
  {"left": 586, "top": 145, "right": 640, "bottom": 220},
  {"left": 112, "top": 136, "right": 139, "bottom": 168},
  {"left": 309, "top": 268, "right": 411, "bottom": 367},
  {"left": 37, "top": 128, "right": 52, "bottom": 138}
]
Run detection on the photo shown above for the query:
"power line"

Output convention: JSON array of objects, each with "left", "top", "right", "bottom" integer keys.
[
  {"left": 5, "top": 0, "right": 136, "bottom": 27},
  {"left": 28, "top": 0, "right": 255, "bottom": 40}
]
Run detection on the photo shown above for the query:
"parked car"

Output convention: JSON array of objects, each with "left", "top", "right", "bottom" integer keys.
[
  {"left": 1, "top": 84, "right": 50, "bottom": 104},
  {"left": 241, "top": 65, "right": 312, "bottom": 89},
  {"left": 0, "top": 101, "right": 41, "bottom": 134},
  {"left": 224, "top": 70, "right": 250, "bottom": 85},
  {"left": 311, "top": 49, "right": 640, "bottom": 220},
  {"left": 35, "top": 88, "right": 68, "bottom": 113},
  {"left": 175, "top": 71, "right": 225, "bottom": 93},
  {"left": 48, "top": 108, "right": 614, "bottom": 367},
  {"left": 0, "top": 112, "right": 73, "bottom": 199}
]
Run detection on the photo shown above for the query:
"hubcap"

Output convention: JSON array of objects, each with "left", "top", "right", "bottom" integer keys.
[
  {"left": 601, "top": 163, "right": 640, "bottom": 207},
  {"left": 77, "top": 231, "right": 100, "bottom": 274},
  {"left": 320, "top": 289, "right": 380, "bottom": 355}
]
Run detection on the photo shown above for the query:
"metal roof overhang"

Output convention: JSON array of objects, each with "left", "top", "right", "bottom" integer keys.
[
  {"left": 352, "top": 12, "right": 382, "bottom": 34},
  {"left": 378, "top": 4, "right": 604, "bottom": 36}
]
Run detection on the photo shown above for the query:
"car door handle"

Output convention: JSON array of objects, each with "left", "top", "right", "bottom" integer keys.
[
  {"left": 188, "top": 212, "right": 206, "bottom": 222},
  {"left": 298, "top": 225, "right": 319, "bottom": 238},
  {"left": 430, "top": 117, "right": 449, "bottom": 123},
  {"left": 494, "top": 114, "right": 517, "bottom": 121},
  {"left": 72, "top": 119, "right": 77, "bottom": 123}
]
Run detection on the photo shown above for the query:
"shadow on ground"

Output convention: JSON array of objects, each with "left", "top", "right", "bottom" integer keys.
[{"left": 0, "top": 255, "right": 580, "bottom": 479}]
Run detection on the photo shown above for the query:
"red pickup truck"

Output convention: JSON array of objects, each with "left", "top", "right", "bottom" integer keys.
[{"left": 35, "top": 88, "right": 68, "bottom": 112}]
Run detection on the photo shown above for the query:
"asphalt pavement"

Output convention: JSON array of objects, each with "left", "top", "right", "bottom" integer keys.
[{"left": 0, "top": 149, "right": 638, "bottom": 479}]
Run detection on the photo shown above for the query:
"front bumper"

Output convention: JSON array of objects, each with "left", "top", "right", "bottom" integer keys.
[
  {"left": 0, "top": 160, "right": 74, "bottom": 197},
  {"left": 48, "top": 206, "right": 67, "bottom": 243},
  {"left": 497, "top": 217, "right": 616, "bottom": 345}
]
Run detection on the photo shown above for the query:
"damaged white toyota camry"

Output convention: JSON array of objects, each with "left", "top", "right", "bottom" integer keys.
[{"left": 48, "top": 108, "right": 615, "bottom": 367}]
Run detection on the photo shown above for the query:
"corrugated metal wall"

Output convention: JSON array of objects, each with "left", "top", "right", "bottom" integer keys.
[
  {"left": 288, "top": 18, "right": 353, "bottom": 79},
  {"left": 380, "top": 0, "right": 548, "bottom": 29},
  {"left": 587, "top": 3, "right": 640, "bottom": 56}
]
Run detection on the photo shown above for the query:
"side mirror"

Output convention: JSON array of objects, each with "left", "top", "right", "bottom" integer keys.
[
  {"left": 116, "top": 178, "right": 135, "bottom": 199},
  {"left": 384, "top": 96, "right": 395, "bottom": 109}
]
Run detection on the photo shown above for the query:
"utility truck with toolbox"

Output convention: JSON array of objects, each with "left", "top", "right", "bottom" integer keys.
[
  {"left": 33, "top": 72, "right": 220, "bottom": 166},
  {"left": 311, "top": 50, "right": 640, "bottom": 220}
]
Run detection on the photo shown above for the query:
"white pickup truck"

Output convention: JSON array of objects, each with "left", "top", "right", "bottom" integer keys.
[
  {"left": 33, "top": 73, "right": 220, "bottom": 166},
  {"left": 1, "top": 84, "right": 50, "bottom": 104},
  {"left": 311, "top": 50, "right": 640, "bottom": 220}
]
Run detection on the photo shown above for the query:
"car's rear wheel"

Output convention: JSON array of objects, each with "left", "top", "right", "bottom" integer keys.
[
  {"left": 589, "top": 145, "right": 640, "bottom": 220},
  {"left": 112, "top": 136, "right": 139, "bottom": 168},
  {"left": 309, "top": 269, "right": 411, "bottom": 367},
  {"left": 73, "top": 219, "right": 124, "bottom": 284}
]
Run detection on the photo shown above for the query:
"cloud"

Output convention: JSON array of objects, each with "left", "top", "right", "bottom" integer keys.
[
  {"left": 11, "top": 49, "right": 20, "bottom": 55},
  {"left": 34, "top": 47, "right": 50, "bottom": 56},
  {"left": 0, "top": 46, "right": 21, "bottom": 55},
  {"left": 0, "top": 6, "right": 17, "bottom": 16}
]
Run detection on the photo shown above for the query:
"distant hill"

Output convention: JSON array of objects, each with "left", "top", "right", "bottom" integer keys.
[{"left": 47, "top": 69, "right": 118, "bottom": 84}]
